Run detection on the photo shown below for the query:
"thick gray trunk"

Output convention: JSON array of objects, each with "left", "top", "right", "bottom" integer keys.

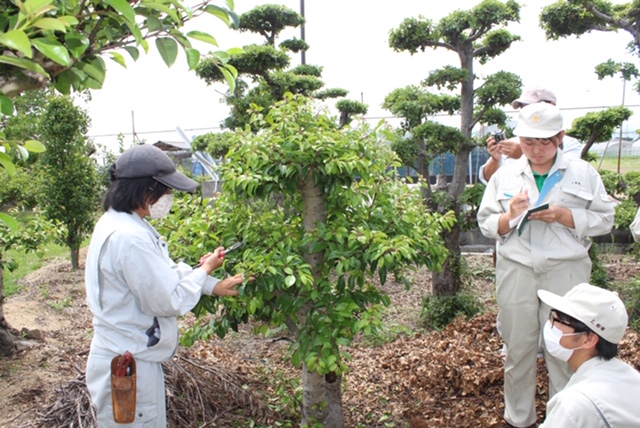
[
  {"left": 298, "top": 172, "right": 345, "bottom": 426},
  {"left": 300, "top": 172, "right": 326, "bottom": 276},
  {"left": 301, "top": 364, "right": 344, "bottom": 427},
  {"left": 432, "top": 45, "right": 475, "bottom": 297}
]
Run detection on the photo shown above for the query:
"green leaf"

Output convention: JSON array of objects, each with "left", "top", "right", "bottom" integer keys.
[
  {"left": 204, "top": 5, "right": 231, "bottom": 27},
  {"left": 109, "top": 51, "right": 127, "bottom": 67},
  {"left": 185, "top": 47, "right": 200, "bottom": 70},
  {"left": 53, "top": 69, "right": 72, "bottom": 94},
  {"left": 24, "top": 139, "right": 46, "bottom": 153},
  {"left": 23, "top": 0, "right": 56, "bottom": 16},
  {"left": 32, "top": 17, "right": 68, "bottom": 32},
  {"left": 139, "top": 39, "right": 149, "bottom": 53},
  {"left": 16, "top": 145, "right": 29, "bottom": 161},
  {"left": 186, "top": 30, "right": 218, "bottom": 46},
  {"left": 0, "top": 93, "right": 14, "bottom": 115},
  {"left": 123, "top": 46, "right": 140, "bottom": 61},
  {"left": 77, "top": 60, "right": 106, "bottom": 83},
  {"left": 143, "top": 2, "right": 180, "bottom": 23},
  {"left": 0, "top": 213, "right": 19, "bottom": 231},
  {"left": 284, "top": 275, "right": 296, "bottom": 287},
  {"left": 32, "top": 37, "right": 71, "bottom": 66},
  {"left": 0, "top": 30, "right": 32, "bottom": 58},
  {"left": 227, "top": 47, "right": 243, "bottom": 55},
  {"left": 123, "top": 20, "right": 144, "bottom": 45},
  {"left": 219, "top": 65, "right": 237, "bottom": 92},
  {"left": 0, "top": 55, "right": 47, "bottom": 75},
  {"left": 0, "top": 152, "right": 16, "bottom": 175},
  {"left": 146, "top": 15, "right": 163, "bottom": 32},
  {"left": 104, "top": 0, "right": 135, "bottom": 24},
  {"left": 155, "top": 37, "right": 178, "bottom": 67},
  {"left": 57, "top": 15, "right": 79, "bottom": 26},
  {"left": 84, "top": 76, "right": 103, "bottom": 90},
  {"left": 65, "top": 31, "right": 90, "bottom": 58}
]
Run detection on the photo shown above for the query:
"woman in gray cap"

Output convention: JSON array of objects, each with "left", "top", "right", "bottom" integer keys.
[{"left": 84, "top": 144, "right": 245, "bottom": 427}]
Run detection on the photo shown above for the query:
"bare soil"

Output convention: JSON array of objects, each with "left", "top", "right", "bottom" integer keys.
[{"left": 1, "top": 250, "right": 640, "bottom": 428}]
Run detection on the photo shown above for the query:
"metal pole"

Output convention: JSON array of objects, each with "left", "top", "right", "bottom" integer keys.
[
  {"left": 617, "top": 78, "right": 626, "bottom": 174},
  {"left": 300, "top": 0, "right": 306, "bottom": 65}
]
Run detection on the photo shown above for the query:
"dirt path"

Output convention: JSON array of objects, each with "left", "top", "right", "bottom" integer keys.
[{"left": 1, "top": 252, "right": 639, "bottom": 427}]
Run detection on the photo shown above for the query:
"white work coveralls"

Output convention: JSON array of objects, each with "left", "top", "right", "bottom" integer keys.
[
  {"left": 540, "top": 357, "right": 640, "bottom": 428},
  {"left": 477, "top": 150, "right": 615, "bottom": 427},
  {"left": 85, "top": 209, "right": 219, "bottom": 427}
]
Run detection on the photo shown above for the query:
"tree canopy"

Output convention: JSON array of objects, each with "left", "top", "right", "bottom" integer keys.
[
  {"left": 0, "top": 0, "right": 239, "bottom": 226},
  {"left": 195, "top": 3, "right": 367, "bottom": 130},
  {"left": 540, "top": 0, "right": 640, "bottom": 55},
  {"left": 387, "top": 0, "right": 522, "bottom": 296}
]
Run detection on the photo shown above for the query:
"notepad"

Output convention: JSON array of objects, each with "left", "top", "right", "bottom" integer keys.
[{"left": 515, "top": 203, "right": 549, "bottom": 236}]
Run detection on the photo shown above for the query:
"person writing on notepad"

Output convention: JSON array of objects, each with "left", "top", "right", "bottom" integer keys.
[{"left": 476, "top": 102, "right": 615, "bottom": 428}]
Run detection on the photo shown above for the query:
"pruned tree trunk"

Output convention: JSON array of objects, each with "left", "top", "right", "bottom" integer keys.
[
  {"left": 70, "top": 248, "right": 80, "bottom": 270},
  {"left": 0, "top": 254, "right": 17, "bottom": 356},
  {"left": 415, "top": 137, "right": 434, "bottom": 206},
  {"left": 432, "top": 226, "right": 463, "bottom": 297},
  {"left": 298, "top": 171, "right": 345, "bottom": 427},
  {"left": 302, "top": 364, "right": 344, "bottom": 427},
  {"left": 431, "top": 49, "right": 475, "bottom": 298}
]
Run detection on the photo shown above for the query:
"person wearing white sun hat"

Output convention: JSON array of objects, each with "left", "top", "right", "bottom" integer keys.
[
  {"left": 477, "top": 102, "right": 615, "bottom": 428},
  {"left": 538, "top": 283, "right": 640, "bottom": 428},
  {"left": 478, "top": 86, "right": 583, "bottom": 185}
]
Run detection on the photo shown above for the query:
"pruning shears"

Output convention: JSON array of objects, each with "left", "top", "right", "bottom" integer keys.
[
  {"left": 115, "top": 351, "right": 134, "bottom": 377},
  {"left": 194, "top": 241, "right": 244, "bottom": 267}
]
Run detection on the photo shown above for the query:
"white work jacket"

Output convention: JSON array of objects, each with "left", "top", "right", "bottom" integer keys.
[
  {"left": 85, "top": 209, "right": 219, "bottom": 362},
  {"left": 477, "top": 150, "right": 615, "bottom": 276},
  {"left": 540, "top": 357, "right": 640, "bottom": 428}
]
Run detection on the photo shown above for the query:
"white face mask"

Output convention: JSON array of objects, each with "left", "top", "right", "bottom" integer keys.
[
  {"left": 148, "top": 193, "right": 174, "bottom": 219},
  {"left": 543, "top": 320, "right": 586, "bottom": 362}
]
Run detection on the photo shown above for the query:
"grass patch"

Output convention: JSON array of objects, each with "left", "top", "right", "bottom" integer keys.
[
  {"left": 592, "top": 156, "right": 640, "bottom": 174},
  {"left": 3, "top": 241, "right": 70, "bottom": 297}
]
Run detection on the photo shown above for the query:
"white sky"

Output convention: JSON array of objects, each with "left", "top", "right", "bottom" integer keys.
[{"left": 84, "top": 0, "right": 640, "bottom": 152}]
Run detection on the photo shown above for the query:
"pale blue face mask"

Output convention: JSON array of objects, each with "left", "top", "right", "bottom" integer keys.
[{"left": 543, "top": 320, "right": 587, "bottom": 362}]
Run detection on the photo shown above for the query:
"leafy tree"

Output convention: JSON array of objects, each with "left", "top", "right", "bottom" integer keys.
[
  {"left": 387, "top": 0, "right": 522, "bottom": 297},
  {"left": 158, "top": 95, "right": 453, "bottom": 427},
  {"left": 0, "top": 89, "right": 52, "bottom": 209},
  {"left": 195, "top": 4, "right": 366, "bottom": 130},
  {"left": 540, "top": 0, "right": 640, "bottom": 94},
  {"left": 568, "top": 106, "right": 633, "bottom": 159},
  {"left": 0, "top": 0, "right": 239, "bottom": 203},
  {"left": 0, "top": 0, "right": 239, "bottom": 357},
  {"left": 0, "top": 213, "right": 54, "bottom": 356},
  {"left": 38, "top": 96, "right": 100, "bottom": 269},
  {"left": 540, "top": 1, "right": 640, "bottom": 54}
]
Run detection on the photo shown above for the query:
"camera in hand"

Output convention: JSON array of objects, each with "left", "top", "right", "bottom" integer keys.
[{"left": 493, "top": 132, "right": 506, "bottom": 142}]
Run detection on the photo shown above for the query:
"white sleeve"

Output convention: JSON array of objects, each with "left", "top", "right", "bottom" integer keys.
[{"left": 631, "top": 207, "right": 640, "bottom": 242}]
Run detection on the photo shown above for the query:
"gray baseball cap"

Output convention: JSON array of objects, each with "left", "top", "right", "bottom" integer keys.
[
  {"left": 115, "top": 144, "right": 198, "bottom": 192},
  {"left": 511, "top": 86, "right": 557, "bottom": 109}
]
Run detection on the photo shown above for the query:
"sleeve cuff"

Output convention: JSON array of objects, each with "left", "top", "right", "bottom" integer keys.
[{"left": 203, "top": 276, "right": 220, "bottom": 296}]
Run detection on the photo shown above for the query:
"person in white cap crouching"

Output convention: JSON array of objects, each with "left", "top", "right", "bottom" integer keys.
[{"left": 538, "top": 283, "right": 640, "bottom": 428}]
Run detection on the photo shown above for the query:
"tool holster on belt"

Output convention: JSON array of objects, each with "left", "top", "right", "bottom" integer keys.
[{"left": 111, "top": 351, "right": 136, "bottom": 423}]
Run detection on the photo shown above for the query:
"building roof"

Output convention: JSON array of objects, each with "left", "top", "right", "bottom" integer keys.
[{"left": 153, "top": 140, "right": 191, "bottom": 152}]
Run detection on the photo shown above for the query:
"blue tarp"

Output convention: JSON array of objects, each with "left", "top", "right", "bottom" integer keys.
[{"left": 394, "top": 147, "right": 490, "bottom": 184}]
